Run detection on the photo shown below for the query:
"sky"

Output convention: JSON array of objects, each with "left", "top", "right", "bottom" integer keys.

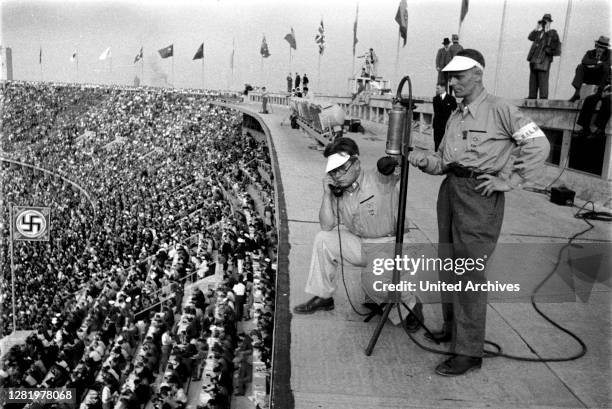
[{"left": 0, "top": 0, "right": 610, "bottom": 99}]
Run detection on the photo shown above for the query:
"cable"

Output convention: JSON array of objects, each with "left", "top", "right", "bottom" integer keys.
[
  {"left": 398, "top": 201, "right": 605, "bottom": 362},
  {"left": 336, "top": 199, "right": 369, "bottom": 317},
  {"left": 545, "top": 108, "right": 580, "bottom": 191}
]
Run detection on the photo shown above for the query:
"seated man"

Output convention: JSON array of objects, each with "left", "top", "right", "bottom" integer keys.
[
  {"left": 569, "top": 36, "right": 611, "bottom": 102},
  {"left": 577, "top": 84, "right": 611, "bottom": 138},
  {"left": 293, "top": 137, "right": 421, "bottom": 328}
]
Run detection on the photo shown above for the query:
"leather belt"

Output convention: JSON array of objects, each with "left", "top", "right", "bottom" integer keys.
[{"left": 445, "top": 163, "right": 496, "bottom": 179}]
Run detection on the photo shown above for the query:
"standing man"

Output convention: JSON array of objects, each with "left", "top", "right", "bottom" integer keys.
[
  {"left": 432, "top": 82, "right": 457, "bottom": 151},
  {"left": 449, "top": 34, "right": 463, "bottom": 58},
  {"left": 261, "top": 87, "right": 269, "bottom": 114},
  {"left": 436, "top": 38, "right": 453, "bottom": 89},
  {"left": 286, "top": 73, "right": 293, "bottom": 93},
  {"left": 409, "top": 49, "right": 550, "bottom": 376},
  {"left": 302, "top": 73, "right": 309, "bottom": 90},
  {"left": 569, "top": 36, "right": 611, "bottom": 102},
  {"left": 526, "top": 13, "right": 560, "bottom": 99},
  {"left": 295, "top": 73, "right": 301, "bottom": 90}
]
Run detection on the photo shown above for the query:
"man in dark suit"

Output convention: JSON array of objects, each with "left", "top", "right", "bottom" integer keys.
[
  {"left": 526, "top": 13, "right": 560, "bottom": 99},
  {"left": 569, "top": 35, "right": 611, "bottom": 102},
  {"left": 432, "top": 83, "right": 457, "bottom": 151}
]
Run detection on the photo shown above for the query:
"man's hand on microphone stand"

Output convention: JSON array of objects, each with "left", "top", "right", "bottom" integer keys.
[{"left": 408, "top": 150, "right": 429, "bottom": 169}]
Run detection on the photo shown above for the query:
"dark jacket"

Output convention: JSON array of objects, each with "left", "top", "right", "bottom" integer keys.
[
  {"left": 581, "top": 48, "right": 611, "bottom": 67},
  {"left": 433, "top": 93, "right": 457, "bottom": 134},
  {"left": 527, "top": 29, "right": 560, "bottom": 65}
]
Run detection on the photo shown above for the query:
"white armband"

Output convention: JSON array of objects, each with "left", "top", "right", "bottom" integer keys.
[{"left": 513, "top": 122, "right": 546, "bottom": 143}]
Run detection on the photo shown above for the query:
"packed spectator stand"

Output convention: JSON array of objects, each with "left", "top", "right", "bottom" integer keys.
[{"left": 0, "top": 81, "right": 277, "bottom": 409}]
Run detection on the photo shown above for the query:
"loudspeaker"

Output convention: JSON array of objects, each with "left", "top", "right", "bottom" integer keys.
[{"left": 550, "top": 186, "right": 575, "bottom": 206}]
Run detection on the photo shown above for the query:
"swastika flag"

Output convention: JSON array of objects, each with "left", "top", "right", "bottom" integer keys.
[{"left": 12, "top": 206, "right": 51, "bottom": 241}]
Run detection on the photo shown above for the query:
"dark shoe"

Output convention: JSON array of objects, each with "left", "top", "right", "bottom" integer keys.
[
  {"left": 425, "top": 329, "right": 452, "bottom": 343},
  {"left": 403, "top": 302, "right": 423, "bottom": 333},
  {"left": 568, "top": 94, "right": 580, "bottom": 102},
  {"left": 435, "top": 355, "right": 482, "bottom": 376},
  {"left": 293, "top": 296, "right": 334, "bottom": 314}
]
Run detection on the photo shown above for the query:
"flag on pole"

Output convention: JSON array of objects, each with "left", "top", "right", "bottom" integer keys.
[
  {"left": 260, "top": 36, "right": 271, "bottom": 58},
  {"left": 284, "top": 27, "right": 297, "bottom": 50},
  {"left": 315, "top": 19, "right": 325, "bottom": 55},
  {"left": 70, "top": 49, "right": 77, "bottom": 62},
  {"left": 353, "top": 4, "right": 359, "bottom": 56},
  {"left": 158, "top": 44, "right": 174, "bottom": 59},
  {"left": 12, "top": 206, "right": 51, "bottom": 241},
  {"left": 39, "top": 46, "right": 42, "bottom": 64},
  {"left": 99, "top": 47, "right": 111, "bottom": 61},
  {"left": 395, "top": 0, "right": 408, "bottom": 47},
  {"left": 460, "top": 0, "right": 469, "bottom": 23},
  {"left": 193, "top": 43, "right": 204, "bottom": 60},
  {"left": 230, "top": 40, "right": 235, "bottom": 72},
  {"left": 134, "top": 47, "right": 143, "bottom": 63}
]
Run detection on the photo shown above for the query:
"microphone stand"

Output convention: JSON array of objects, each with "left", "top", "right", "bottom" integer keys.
[{"left": 365, "top": 76, "right": 437, "bottom": 356}]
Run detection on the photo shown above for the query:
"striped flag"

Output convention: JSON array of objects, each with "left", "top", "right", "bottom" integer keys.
[
  {"left": 99, "top": 47, "right": 111, "bottom": 61},
  {"left": 315, "top": 19, "right": 325, "bottom": 55},
  {"left": 134, "top": 47, "right": 143, "bottom": 64},
  {"left": 460, "top": 0, "right": 469, "bottom": 23},
  {"left": 284, "top": 27, "right": 297, "bottom": 50},
  {"left": 193, "top": 43, "right": 204, "bottom": 60},
  {"left": 395, "top": 0, "right": 408, "bottom": 47},
  {"left": 260, "top": 36, "right": 271, "bottom": 58},
  {"left": 158, "top": 44, "right": 173, "bottom": 59}
]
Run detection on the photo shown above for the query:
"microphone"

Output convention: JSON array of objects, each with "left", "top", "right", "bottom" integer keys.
[{"left": 385, "top": 76, "right": 413, "bottom": 156}]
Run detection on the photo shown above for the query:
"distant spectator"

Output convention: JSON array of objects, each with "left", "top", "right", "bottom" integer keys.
[
  {"left": 449, "top": 34, "right": 463, "bottom": 58},
  {"left": 526, "top": 13, "right": 560, "bottom": 99},
  {"left": 261, "top": 87, "right": 269, "bottom": 114},
  {"left": 436, "top": 38, "right": 452, "bottom": 88},
  {"left": 432, "top": 82, "right": 457, "bottom": 151},
  {"left": 302, "top": 74, "right": 309, "bottom": 89},
  {"left": 367, "top": 48, "right": 379, "bottom": 77},
  {"left": 295, "top": 73, "right": 301, "bottom": 90},
  {"left": 286, "top": 73, "right": 292, "bottom": 93},
  {"left": 569, "top": 35, "right": 611, "bottom": 102}
]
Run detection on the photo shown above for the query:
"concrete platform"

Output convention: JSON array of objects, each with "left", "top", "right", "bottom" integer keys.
[{"left": 238, "top": 102, "right": 612, "bottom": 409}]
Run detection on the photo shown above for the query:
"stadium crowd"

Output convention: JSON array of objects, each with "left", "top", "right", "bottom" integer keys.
[{"left": 0, "top": 81, "right": 277, "bottom": 409}]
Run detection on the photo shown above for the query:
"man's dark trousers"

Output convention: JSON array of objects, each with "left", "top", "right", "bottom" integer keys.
[
  {"left": 577, "top": 93, "right": 611, "bottom": 130},
  {"left": 529, "top": 64, "right": 550, "bottom": 99},
  {"left": 436, "top": 174, "right": 504, "bottom": 358}
]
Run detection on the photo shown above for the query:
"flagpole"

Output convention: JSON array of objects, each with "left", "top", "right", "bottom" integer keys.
[
  {"left": 202, "top": 53, "right": 205, "bottom": 90},
  {"left": 76, "top": 47, "right": 79, "bottom": 83},
  {"left": 9, "top": 203, "right": 17, "bottom": 334},
  {"left": 352, "top": 3, "right": 358, "bottom": 78},
  {"left": 172, "top": 51, "right": 175, "bottom": 88},
  {"left": 317, "top": 54, "right": 321, "bottom": 91},
  {"left": 492, "top": 0, "right": 508, "bottom": 94},
  {"left": 40, "top": 46, "right": 43, "bottom": 82},
  {"left": 394, "top": 34, "right": 401, "bottom": 87},
  {"left": 553, "top": 0, "right": 572, "bottom": 99},
  {"left": 141, "top": 52, "right": 145, "bottom": 85}
]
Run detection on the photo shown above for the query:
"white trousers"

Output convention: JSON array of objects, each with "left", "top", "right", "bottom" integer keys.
[
  {"left": 305, "top": 229, "right": 365, "bottom": 299},
  {"left": 304, "top": 228, "right": 416, "bottom": 319}
]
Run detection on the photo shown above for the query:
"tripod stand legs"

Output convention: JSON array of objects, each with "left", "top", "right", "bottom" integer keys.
[{"left": 365, "top": 302, "right": 395, "bottom": 356}]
